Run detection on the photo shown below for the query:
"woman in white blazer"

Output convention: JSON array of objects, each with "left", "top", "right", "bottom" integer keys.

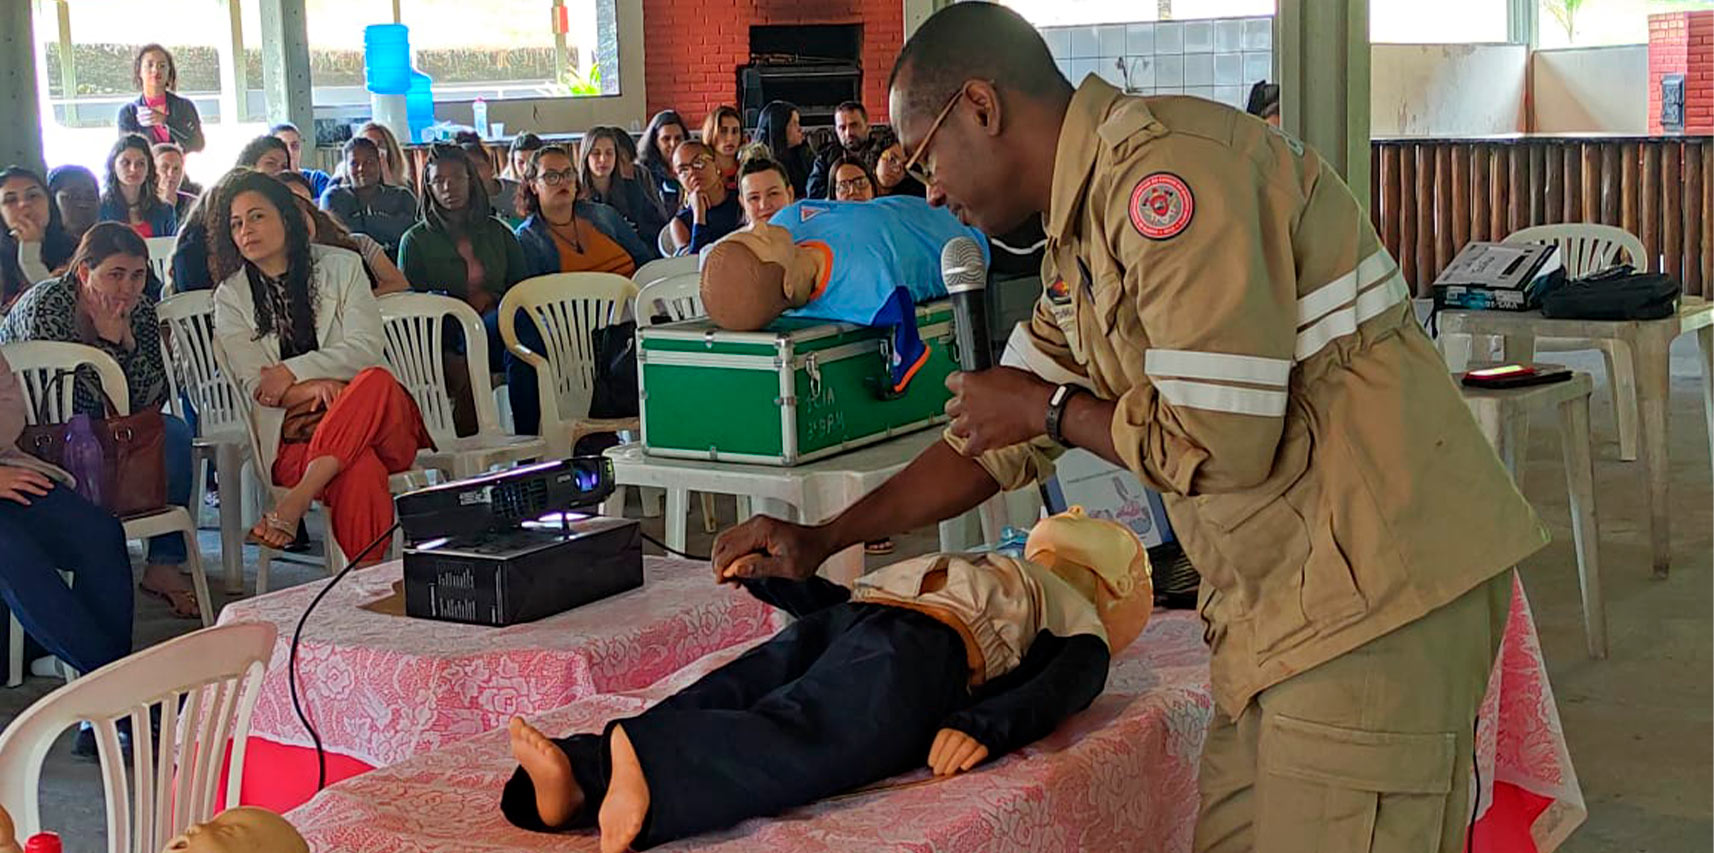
[{"left": 210, "top": 170, "right": 431, "bottom": 564}]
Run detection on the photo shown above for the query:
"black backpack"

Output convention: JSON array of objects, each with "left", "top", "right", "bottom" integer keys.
[{"left": 1539, "top": 265, "right": 1680, "bottom": 321}]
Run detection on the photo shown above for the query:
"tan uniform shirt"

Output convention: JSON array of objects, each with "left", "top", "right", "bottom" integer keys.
[
  {"left": 953, "top": 78, "right": 1548, "bottom": 717},
  {"left": 850, "top": 552, "right": 1107, "bottom": 686}
]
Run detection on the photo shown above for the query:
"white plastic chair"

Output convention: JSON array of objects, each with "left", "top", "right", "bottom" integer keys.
[
  {"left": 0, "top": 622, "right": 276, "bottom": 853},
  {"left": 632, "top": 255, "right": 699, "bottom": 291},
  {"left": 145, "top": 236, "right": 175, "bottom": 293},
  {"left": 157, "top": 291, "right": 253, "bottom": 595},
  {"left": 498, "top": 273, "right": 641, "bottom": 458},
  {"left": 2, "top": 342, "right": 214, "bottom": 631},
  {"left": 656, "top": 223, "right": 678, "bottom": 259},
  {"left": 1504, "top": 223, "right": 1649, "bottom": 460},
  {"left": 632, "top": 272, "right": 720, "bottom": 535},
  {"left": 376, "top": 292, "right": 546, "bottom": 478}
]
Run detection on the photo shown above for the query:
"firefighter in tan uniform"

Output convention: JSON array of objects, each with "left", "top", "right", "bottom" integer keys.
[{"left": 712, "top": 4, "right": 1551, "bottom": 851}]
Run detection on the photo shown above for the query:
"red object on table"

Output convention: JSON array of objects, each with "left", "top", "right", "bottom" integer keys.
[
  {"left": 218, "top": 557, "right": 786, "bottom": 812},
  {"left": 23, "top": 834, "right": 62, "bottom": 853},
  {"left": 287, "top": 574, "right": 1584, "bottom": 853}
]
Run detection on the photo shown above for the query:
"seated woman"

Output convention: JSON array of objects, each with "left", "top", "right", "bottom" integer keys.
[
  {"left": 667, "top": 141, "right": 742, "bottom": 257},
  {"left": 735, "top": 150, "right": 794, "bottom": 226},
  {"left": 1, "top": 166, "right": 78, "bottom": 309},
  {"left": 502, "top": 508, "right": 1152, "bottom": 852},
  {"left": 701, "top": 195, "right": 985, "bottom": 393},
  {"left": 457, "top": 136, "right": 521, "bottom": 225},
  {"left": 352, "top": 122, "right": 413, "bottom": 191},
  {"left": 320, "top": 136, "right": 418, "bottom": 257},
  {"left": 279, "top": 173, "right": 409, "bottom": 294},
  {"left": 48, "top": 165, "right": 100, "bottom": 248},
  {"left": 753, "top": 101, "right": 812, "bottom": 199},
  {"left": 209, "top": 171, "right": 431, "bottom": 563},
  {"left": 639, "top": 110, "right": 688, "bottom": 215},
  {"left": 504, "top": 132, "right": 545, "bottom": 183},
  {"left": 153, "top": 142, "right": 202, "bottom": 220},
  {"left": 115, "top": 44, "right": 204, "bottom": 154},
  {"left": 701, "top": 106, "right": 745, "bottom": 189},
  {"left": 873, "top": 133, "right": 926, "bottom": 199},
  {"left": 398, "top": 144, "right": 528, "bottom": 433},
  {"left": 0, "top": 223, "right": 200, "bottom": 618},
  {"left": 505, "top": 145, "right": 652, "bottom": 435},
  {"left": 829, "top": 155, "right": 878, "bottom": 202},
  {"left": 99, "top": 133, "right": 177, "bottom": 238},
  {"left": 579, "top": 127, "right": 668, "bottom": 251},
  {"left": 237, "top": 135, "right": 292, "bottom": 177},
  {"left": 0, "top": 347, "right": 133, "bottom": 681}
]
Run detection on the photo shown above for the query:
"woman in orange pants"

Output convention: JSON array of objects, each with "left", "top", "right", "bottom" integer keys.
[{"left": 209, "top": 170, "right": 432, "bottom": 565}]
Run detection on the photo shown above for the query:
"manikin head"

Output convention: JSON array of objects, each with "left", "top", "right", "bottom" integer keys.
[
  {"left": 698, "top": 224, "right": 821, "bottom": 331},
  {"left": 162, "top": 807, "right": 309, "bottom": 853},
  {"left": 1024, "top": 507, "right": 1153, "bottom": 652}
]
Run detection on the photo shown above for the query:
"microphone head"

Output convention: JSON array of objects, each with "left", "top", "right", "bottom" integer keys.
[{"left": 940, "top": 236, "right": 988, "bottom": 295}]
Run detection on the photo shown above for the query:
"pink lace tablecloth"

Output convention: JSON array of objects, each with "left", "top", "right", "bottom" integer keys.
[
  {"left": 287, "top": 575, "right": 1584, "bottom": 853},
  {"left": 218, "top": 557, "right": 787, "bottom": 770}
]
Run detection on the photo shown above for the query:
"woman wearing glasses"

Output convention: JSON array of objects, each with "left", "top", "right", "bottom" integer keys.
[
  {"left": 515, "top": 145, "right": 654, "bottom": 278},
  {"left": 829, "top": 155, "right": 878, "bottom": 202},
  {"left": 666, "top": 141, "right": 743, "bottom": 256}
]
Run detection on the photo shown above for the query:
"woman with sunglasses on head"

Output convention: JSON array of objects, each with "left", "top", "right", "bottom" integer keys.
[
  {"left": 639, "top": 110, "right": 689, "bottom": 214},
  {"left": 667, "top": 140, "right": 743, "bottom": 256},
  {"left": 701, "top": 106, "right": 745, "bottom": 190},
  {"left": 1, "top": 166, "right": 78, "bottom": 309},
  {"left": 100, "top": 133, "right": 177, "bottom": 238},
  {"left": 209, "top": 170, "right": 431, "bottom": 563},
  {"left": 115, "top": 44, "right": 205, "bottom": 154},
  {"left": 872, "top": 131, "right": 926, "bottom": 199},
  {"left": 0, "top": 223, "right": 201, "bottom": 618},
  {"left": 579, "top": 126, "right": 668, "bottom": 251}
]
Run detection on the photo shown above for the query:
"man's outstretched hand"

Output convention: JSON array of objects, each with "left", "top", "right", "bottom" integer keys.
[{"left": 711, "top": 515, "right": 835, "bottom": 585}]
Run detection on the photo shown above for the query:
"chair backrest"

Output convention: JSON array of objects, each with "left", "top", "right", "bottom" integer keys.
[
  {"left": 0, "top": 340, "right": 130, "bottom": 423},
  {"left": 1503, "top": 223, "right": 1646, "bottom": 279},
  {"left": 497, "top": 273, "right": 638, "bottom": 431},
  {"left": 656, "top": 222, "right": 677, "bottom": 258},
  {"left": 156, "top": 291, "right": 247, "bottom": 439},
  {"left": 636, "top": 272, "right": 704, "bottom": 327},
  {"left": 0, "top": 622, "right": 276, "bottom": 853},
  {"left": 376, "top": 291, "right": 503, "bottom": 444},
  {"left": 632, "top": 255, "right": 698, "bottom": 290},
  {"left": 145, "top": 236, "right": 175, "bottom": 292}
]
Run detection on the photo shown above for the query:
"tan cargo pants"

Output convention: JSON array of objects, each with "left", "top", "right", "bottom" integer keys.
[{"left": 1194, "top": 572, "right": 1513, "bottom": 853}]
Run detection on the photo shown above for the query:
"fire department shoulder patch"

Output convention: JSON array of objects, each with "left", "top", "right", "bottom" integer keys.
[{"left": 1128, "top": 172, "right": 1194, "bottom": 240}]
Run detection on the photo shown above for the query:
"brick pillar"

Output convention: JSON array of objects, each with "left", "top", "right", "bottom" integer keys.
[{"left": 1649, "top": 10, "right": 1713, "bottom": 135}]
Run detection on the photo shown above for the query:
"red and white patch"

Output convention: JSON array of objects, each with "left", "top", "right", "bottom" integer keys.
[
  {"left": 1128, "top": 172, "right": 1194, "bottom": 240},
  {"left": 799, "top": 206, "right": 826, "bottom": 222}
]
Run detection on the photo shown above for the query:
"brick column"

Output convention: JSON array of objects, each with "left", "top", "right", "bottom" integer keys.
[{"left": 1649, "top": 10, "right": 1713, "bottom": 135}]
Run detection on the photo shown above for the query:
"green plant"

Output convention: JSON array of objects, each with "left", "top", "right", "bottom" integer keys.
[
  {"left": 1545, "top": 0, "right": 1588, "bottom": 42},
  {"left": 565, "top": 62, "right": 601, "bottom": 97}
]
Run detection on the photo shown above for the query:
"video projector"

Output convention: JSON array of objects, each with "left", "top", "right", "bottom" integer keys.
[{"left": 396, "top": 458, "right": 643, "bottom": 627}]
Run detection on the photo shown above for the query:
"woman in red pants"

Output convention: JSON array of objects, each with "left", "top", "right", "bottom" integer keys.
[{"left": 209, "top": 169, "right": 432, "bottom": 565}]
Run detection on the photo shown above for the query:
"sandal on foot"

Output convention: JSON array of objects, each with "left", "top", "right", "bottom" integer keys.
[
  {"left": 247, "top": 511, "right": 298, "bottom": 550},
  {"left": 864, "top": 539, "right": 896, "bottom": 556},
  {"left": 138, "top": 584, "right": 202, "bottom": 620}
]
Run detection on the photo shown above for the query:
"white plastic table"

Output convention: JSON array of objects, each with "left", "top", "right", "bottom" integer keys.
[
  {"left": 605, "top": 431, "right": 974, "bottom": 582},
  {"left": 1440, "top": 298, "right": 1713, "bottom": 576},
  {"left": 1461, "top": 369, "right": 1606, "bottom": 658}
]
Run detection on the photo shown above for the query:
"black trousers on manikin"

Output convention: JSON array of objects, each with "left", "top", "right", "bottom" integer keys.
[{"left": 500, "top": 581, "right": 972, "bottom": 848}]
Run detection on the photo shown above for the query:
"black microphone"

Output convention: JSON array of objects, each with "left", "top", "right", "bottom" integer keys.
[{"left": 941, "top": 236, "right": 991, "bottom": 371}]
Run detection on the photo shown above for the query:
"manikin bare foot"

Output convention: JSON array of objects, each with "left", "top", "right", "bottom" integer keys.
[
  {"left": 509, "top": 717, "right": 584, "bottom": 829},
  {"left": 598, "top": 723, "right": 650, "bottom": 853}
]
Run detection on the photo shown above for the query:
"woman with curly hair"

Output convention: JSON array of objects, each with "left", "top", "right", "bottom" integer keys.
[{"left": 209, "top": 170, "right": 430, "bottom": 563}]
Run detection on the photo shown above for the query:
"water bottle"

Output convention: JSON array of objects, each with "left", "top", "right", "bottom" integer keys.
[
  {"left": 24, "top": 832, "right": 64, "bottom": 853},
  {"left": 472, "top": 97, "right": 489, "bottom": 139},
  {"left": 63, "top": 413, "right": 104, "bottom": 507}
]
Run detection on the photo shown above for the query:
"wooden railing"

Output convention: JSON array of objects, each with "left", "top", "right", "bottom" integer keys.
[{"left": 1370, "top": 135, "right": 1712, "bottom": 299}]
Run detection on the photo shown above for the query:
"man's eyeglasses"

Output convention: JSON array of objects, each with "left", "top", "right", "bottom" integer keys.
[
  {"left": 901, "top": 84, "right": 965, "bottom": 187},
  {"left": 835, "top": 176, "right": 872, "bottom": 195},
  {"left": 674, "top": 157, "right": 712, "bottom": 177},
  {"left": 536, "top": 168, "right": 576, "bottom": 187}
]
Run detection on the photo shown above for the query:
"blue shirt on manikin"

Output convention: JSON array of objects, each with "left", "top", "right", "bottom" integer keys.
[{"left": 767, "top": 196, "right": 987, "bottom": 392}]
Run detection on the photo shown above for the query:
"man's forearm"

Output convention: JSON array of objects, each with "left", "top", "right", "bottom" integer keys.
[{"left": 820, "top": 439, "right": 1001, "bottom": 553}]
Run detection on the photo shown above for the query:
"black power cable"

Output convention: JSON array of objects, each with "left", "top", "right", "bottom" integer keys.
[
  {"left": 639, "top": 530, "right": 710, "bottom": 562},
  {"left": 287, "top": 521, "right": 400, "bottom": 792}
]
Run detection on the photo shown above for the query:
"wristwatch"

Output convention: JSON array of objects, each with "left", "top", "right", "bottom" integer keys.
[{"left": 1045, "top": 384, "right": 1082, "bottom": 448}]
